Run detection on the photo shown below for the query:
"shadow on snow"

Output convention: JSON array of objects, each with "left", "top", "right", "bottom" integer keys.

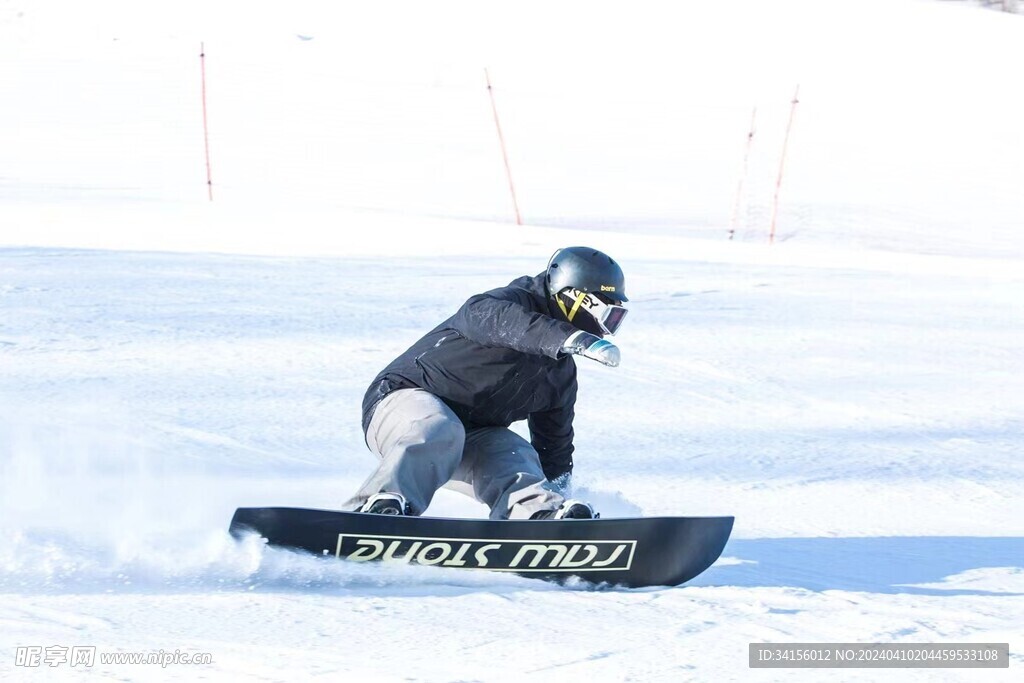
[{"left": 693, "top": 536, "right": 1024, "bottom": 596}]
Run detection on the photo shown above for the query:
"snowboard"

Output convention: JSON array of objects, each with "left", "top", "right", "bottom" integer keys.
[{"left": 230, "top": 507, "right": 734, "bottom": 588}]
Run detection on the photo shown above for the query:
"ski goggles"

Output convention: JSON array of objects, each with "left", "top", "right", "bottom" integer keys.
[{"left": 557, "top": 288, "right": 628, "bottom": 336}]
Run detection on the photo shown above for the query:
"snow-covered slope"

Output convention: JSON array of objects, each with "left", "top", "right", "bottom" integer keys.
[{"left": 1, "top": 0, "right": 1022, "bottom": 680}]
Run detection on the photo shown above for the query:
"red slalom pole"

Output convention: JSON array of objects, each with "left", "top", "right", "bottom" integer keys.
[
  {"left": 729, "top": 106, "right": 757, "bottom": 241},
  {"left": 769, "top": 86, "right": 800, "bottom": 244},
  {"left": 200, "top": 43, "right": 214, "bottom": 201},
  {"left": 485, "top": 68, "right": 523, "bottom": 225}
]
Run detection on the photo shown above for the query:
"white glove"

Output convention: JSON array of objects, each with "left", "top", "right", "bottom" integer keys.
[{"left": 561, "top": 331, "right": 620, "bottom": 367}]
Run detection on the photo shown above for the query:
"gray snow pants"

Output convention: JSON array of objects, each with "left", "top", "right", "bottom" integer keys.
[{"left": 346, "top": 388, "right": 565, "bottom": 519}]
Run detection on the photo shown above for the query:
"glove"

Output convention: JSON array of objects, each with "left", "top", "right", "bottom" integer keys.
[{"left": 561, "top": 331, "right": 620, "bottom": 367}]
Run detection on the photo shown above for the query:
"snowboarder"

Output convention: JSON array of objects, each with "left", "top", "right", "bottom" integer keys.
[{"left": 346, "top": 246, "right": 628, "bottom": 520}]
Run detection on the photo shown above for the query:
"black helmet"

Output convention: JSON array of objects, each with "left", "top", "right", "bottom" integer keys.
[
  {"left": 546, "top": 246, "right": 628, "bottom": 337},
  {"left": 546, "top": 246, "right": 628, "bottom": 302}
]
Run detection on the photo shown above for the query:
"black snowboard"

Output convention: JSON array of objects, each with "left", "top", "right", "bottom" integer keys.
[{"left": 230, "top": 507, "right": 734, "bottom": 588}]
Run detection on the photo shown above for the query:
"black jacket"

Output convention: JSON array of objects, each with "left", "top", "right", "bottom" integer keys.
[{"left": 361, "top": 273, "right": 581, "bottom": 480}]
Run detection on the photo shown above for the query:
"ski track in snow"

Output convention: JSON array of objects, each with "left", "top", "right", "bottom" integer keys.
[{"left": 2, "top": 0, "right": 1023, "bottom": 680}]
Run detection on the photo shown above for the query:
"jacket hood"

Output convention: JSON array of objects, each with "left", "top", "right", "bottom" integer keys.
[{"left": 511, "top": 272, "right": 564, "bottom": 320}]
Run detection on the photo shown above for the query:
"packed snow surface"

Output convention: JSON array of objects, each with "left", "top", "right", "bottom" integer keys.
[{"left": 1, "top": 0, "right": 1022, "bottom": 680}]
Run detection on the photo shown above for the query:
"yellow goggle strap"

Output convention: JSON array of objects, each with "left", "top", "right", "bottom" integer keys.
[{"left": 557, "top": 289, "right": 587, "bottom": 322}]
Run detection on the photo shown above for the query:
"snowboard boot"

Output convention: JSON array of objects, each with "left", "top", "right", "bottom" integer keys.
[
  {"left": 530, "top": 499, "right": 599, "bottom": 520},
  {"left": 359, "top": 492, "right": 410, "bottom": 516}
]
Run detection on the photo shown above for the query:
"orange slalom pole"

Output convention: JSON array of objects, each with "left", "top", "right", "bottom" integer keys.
[
  {"left": 485, "top": 68, "right": 523, "bottom": 225},
  {"left": 769, "top": 86, "right": 800, "bottom": 244},
  {"left": 200, "top": 43, "right": 214, "bottom": 201},
  {"left": 729, "top": 106, "right": 757, "bottom": 240}
]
